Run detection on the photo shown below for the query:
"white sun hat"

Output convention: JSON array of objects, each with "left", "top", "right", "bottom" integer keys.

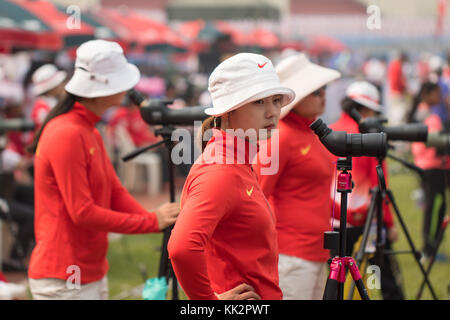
[
  {"left": 205, "top": 53, "right": 295, "bottom": 117},
  {"left": 32, "top": 64, "right": 67, "bottom": 96},
  {"left": 276, "top": 52, "right": 341, "bottom": 119},
  {"left": 65, "top": 40, "right": 140, "bottom": 98},
  {"left": 346, "top": 81, "right": 382, "bottom": 112}
]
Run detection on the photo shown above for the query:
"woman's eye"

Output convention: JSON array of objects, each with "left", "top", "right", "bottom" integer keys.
[
  {"left": 253, "top": 99, "right": 264, "bottom": 105},
  {"left": 273, "top": 97, "right": 282, "bottom": 104}
]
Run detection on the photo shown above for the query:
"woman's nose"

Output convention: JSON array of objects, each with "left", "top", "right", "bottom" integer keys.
[{"left": 266, "top": 102, "right": 279, "bottom": 118}]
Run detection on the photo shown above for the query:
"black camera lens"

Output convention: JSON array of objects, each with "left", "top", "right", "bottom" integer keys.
[{"left": 310, "top": 119, "right": 387, "bottom": 158}]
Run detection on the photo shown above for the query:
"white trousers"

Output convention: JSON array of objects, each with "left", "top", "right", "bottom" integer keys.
[
  {"left": 29, "top": 276, "right": 108, "bottom": 300},
  {"left": 278, "top": 254, "right": 327, "bottom": 300}
]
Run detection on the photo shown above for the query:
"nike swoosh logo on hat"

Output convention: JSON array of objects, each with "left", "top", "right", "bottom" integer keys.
[
  {"left": 301, "top": 144, "right": 311, "bottom": 155},
  {"left": 246, "top": 186, "right": 254, "bottom": 197},
  {"left": 258, "top": 62, "right": 268, "bottom": 68}
]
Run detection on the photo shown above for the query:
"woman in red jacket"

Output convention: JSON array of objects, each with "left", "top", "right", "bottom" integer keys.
[
  {"left": 26, "top": 40, "right": 179, "bottom": 300},
  {"left": 331, "top": 81, "right": 404, "bottom": 300},
  {"left": 410, "top": 81, "right": 449, "bottom": 261},
  {"left": 254, "top": 53, "right": 341, "bottom": 300},
  {"left": 168, "top": 53, "right": 295, "bottom": 300}
]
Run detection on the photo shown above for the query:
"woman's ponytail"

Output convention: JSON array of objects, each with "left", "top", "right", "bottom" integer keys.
[
  {"left": 27, "top": 92, "right": 80, "bottom": 154},
  {"left": 198, "top": 116, "right": 221, "bottom": 151}
]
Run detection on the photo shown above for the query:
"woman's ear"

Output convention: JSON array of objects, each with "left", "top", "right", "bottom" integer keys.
[{"left": 222, "top": 113, "right": 230, "bottom": 129}]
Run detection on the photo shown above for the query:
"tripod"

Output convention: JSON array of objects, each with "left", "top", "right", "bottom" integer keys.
[
  {"left": 323, "top": 156, "right": 370, "bottom": 300},
  {"left": 0, "top": 134, "right": 28, "bottom": 275},
  {"left": 348, "top": 154, "right": 438, "bottom": 300},
  {"left": 122, "top": 125, "right": 180, "bottom": 300}
]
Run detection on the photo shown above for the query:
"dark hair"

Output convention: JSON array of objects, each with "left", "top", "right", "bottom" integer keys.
[
  {"left": 27, "top": 92, "right": 81, "bottom": 154},
  {"left": 341, "top": 97, "right": 367, "bottom": 114},
  {"left": 407, "top": 81, "right": 440, "bottom": 123},
  {"left": 199, "top": 116, "right": 221, "bottom": 151}
]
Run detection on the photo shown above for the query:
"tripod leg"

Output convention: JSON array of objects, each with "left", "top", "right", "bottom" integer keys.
[
  {"left": 167, "top": 143, "right": 179, "bottom": 300},
  {"left": 323, "top": 258, "right": 341, "bottom": 300},
  {"left": 348, "top": 188, "right": 378, "bottom": 300},
  {"left": 416, "top": 217, "right": 448, "bottom": 300},
  {"left": 386, "top": 189, "right": 438, "bottom": 300},
  {"left": 355, "top": 188, "right": 379, "bottom": 264},
  {"left": 347, "top": 258, "right": 370, "bottom": 300}
]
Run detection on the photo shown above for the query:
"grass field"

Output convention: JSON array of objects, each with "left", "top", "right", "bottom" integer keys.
[{"left": 106, "top": 164, "right": 449, "bottom": 300}]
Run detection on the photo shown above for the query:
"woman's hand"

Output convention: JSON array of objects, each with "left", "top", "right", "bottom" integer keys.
[
  {"left": 217, "top": 283, "right": 261, "bottom": 300},
  {"left": 155, "top": 202, "right": 180, "bottom": 230}
]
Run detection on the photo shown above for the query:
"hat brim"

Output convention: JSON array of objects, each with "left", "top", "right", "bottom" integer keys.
[
  {"left": 32, "top": 71, "right": 67, "bottom": 96},
  {"left": 349, "top": 97, "right": 382, "bottom": 112},
  {"left": 278, "top": 64, "right": 341, "bottom": 119},
  {"left": 205, "top": 86, "right": 295, "bottom": 117},
  {"left": 65, "top": 63, "right": 140, "bottom": 98}
]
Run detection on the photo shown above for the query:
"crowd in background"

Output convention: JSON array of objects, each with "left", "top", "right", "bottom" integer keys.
[{"left": 0, "top": 40, "right": 449, "bottom": 299}]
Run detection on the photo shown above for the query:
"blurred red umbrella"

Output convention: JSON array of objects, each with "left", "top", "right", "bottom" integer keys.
[
  {"left": 95, "top": 8, "right": 186, "bottom": 53},
  {"left": 215, "top": 20, "right": 247, "bottom": 47},
  {"left": 11, "top": 0, "right": 95, "bottom": 48},
  {"left": 0, "top": 0, "right": 61, "bottom": 52},
  {"left": 307, "top": 35, "right": 347, "bottom": 56},
  {"left": 246, "top": 27, "right": 280, "bottom": 50},
  {"left": 178, "top": 19, "right": 237, "bottom": 53},
  {"left": 280, "top": 39, "right": 306, "bottom": 52}
]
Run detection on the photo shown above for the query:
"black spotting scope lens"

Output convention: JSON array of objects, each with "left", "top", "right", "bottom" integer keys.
[{"left": 310, "top": 118, "right": 387, "bottom": 158}]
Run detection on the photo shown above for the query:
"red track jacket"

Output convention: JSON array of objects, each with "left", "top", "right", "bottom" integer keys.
[
  {"left": 330, "top": 112, "right": 394, "bottom": 229},
  {"left": 28, "top": 102, "right": 159, "bottom": 284},
  {"left": 168, "top": 129, "right": 282, "bottom": 300},
  {"left": 254, "top": 112, "right": 334, "bottom": 262}
]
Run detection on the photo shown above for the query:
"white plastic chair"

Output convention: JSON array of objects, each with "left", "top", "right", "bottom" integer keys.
[{"left": 114, "top": 125, "right": 162, "bottom": 196}]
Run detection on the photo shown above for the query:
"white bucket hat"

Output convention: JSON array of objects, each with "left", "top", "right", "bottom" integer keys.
[
  {"left": 205, "top": 53, "right": 295, "bottom": 117},
  {"left": 32, "top": 64, "right": 67, "bottom": 96},
  {"left": 276, "top": 52, "right": 341, "bottom": 119},
  {"left": 65, "top": 40, "right": 140, "bottom": 98},
  {"left": 346, "top": 81, "right": 382, "bottom": 112}
]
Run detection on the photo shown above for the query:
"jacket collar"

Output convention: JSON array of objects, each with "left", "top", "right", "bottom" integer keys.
[
  {"left": 283, "top": 111, "right": 316, "bottom": 130},
  {"left": 201, "top": 129, "right": 259, "bottom": 166},
  {"left": 72, "top": 102, "right": 102, "bottom": 128}
]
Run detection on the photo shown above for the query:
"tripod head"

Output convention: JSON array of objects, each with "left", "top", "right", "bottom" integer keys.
[{"left": 324, "top": 156, "right": 354, "bottom": 256}]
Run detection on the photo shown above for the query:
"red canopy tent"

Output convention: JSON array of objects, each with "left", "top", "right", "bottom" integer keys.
[
  {"left": 0, "top": 0, "right": 62, "bottom": 52},
  {"left": 177, "top": 19, "right": 247, "bottom": 53},
  {"left": 0, "top": 28, "right": 61, "bottom": 53},
  {"left": 245, "top": 27, "right": 280, "bottom": 50},
  {"left": 214, "top": 20, "right": 247, "bottom": 47},
  {"left": 279, "top": 39, "right": 306, "bottom": 52},
  {"left": 11, "top": 0, "right": 95, "bottom": 49},
  {"left": 307, "top": 35, "right": 347, "bottom": 56},
  {"left": 94, "top": 8, "right": 186, "bottom": 53}
]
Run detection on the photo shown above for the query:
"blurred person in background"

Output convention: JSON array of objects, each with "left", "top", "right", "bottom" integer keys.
[
  {"left": 26, "top": 40, "right": 179, "bottom": 300},
  {"left": 254, "top": 52, "right": 341, "bottom": 300},
  {"left": 428, "top": 55, "right": 450, "bottom": 130},
  {"left": 409, "top": 81, "right": 449, "bottom": 262},
  {"left": 331, "top": 81, "right": 404, "bottom": 300},
  {"left": 0, "top": 102, "right": 35, "bottom": 272},
  {"left": 106, "top": 94, "right": 160, "bottom": 148},
  {"left": 30, "top": 64, "right": 67, "bottom": 130},
  {"left": 168, "top": 53, "right": 295, "bottom": 300},
  {"left": 387, "top": 52, "right": 410, "bottom": 126}
]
